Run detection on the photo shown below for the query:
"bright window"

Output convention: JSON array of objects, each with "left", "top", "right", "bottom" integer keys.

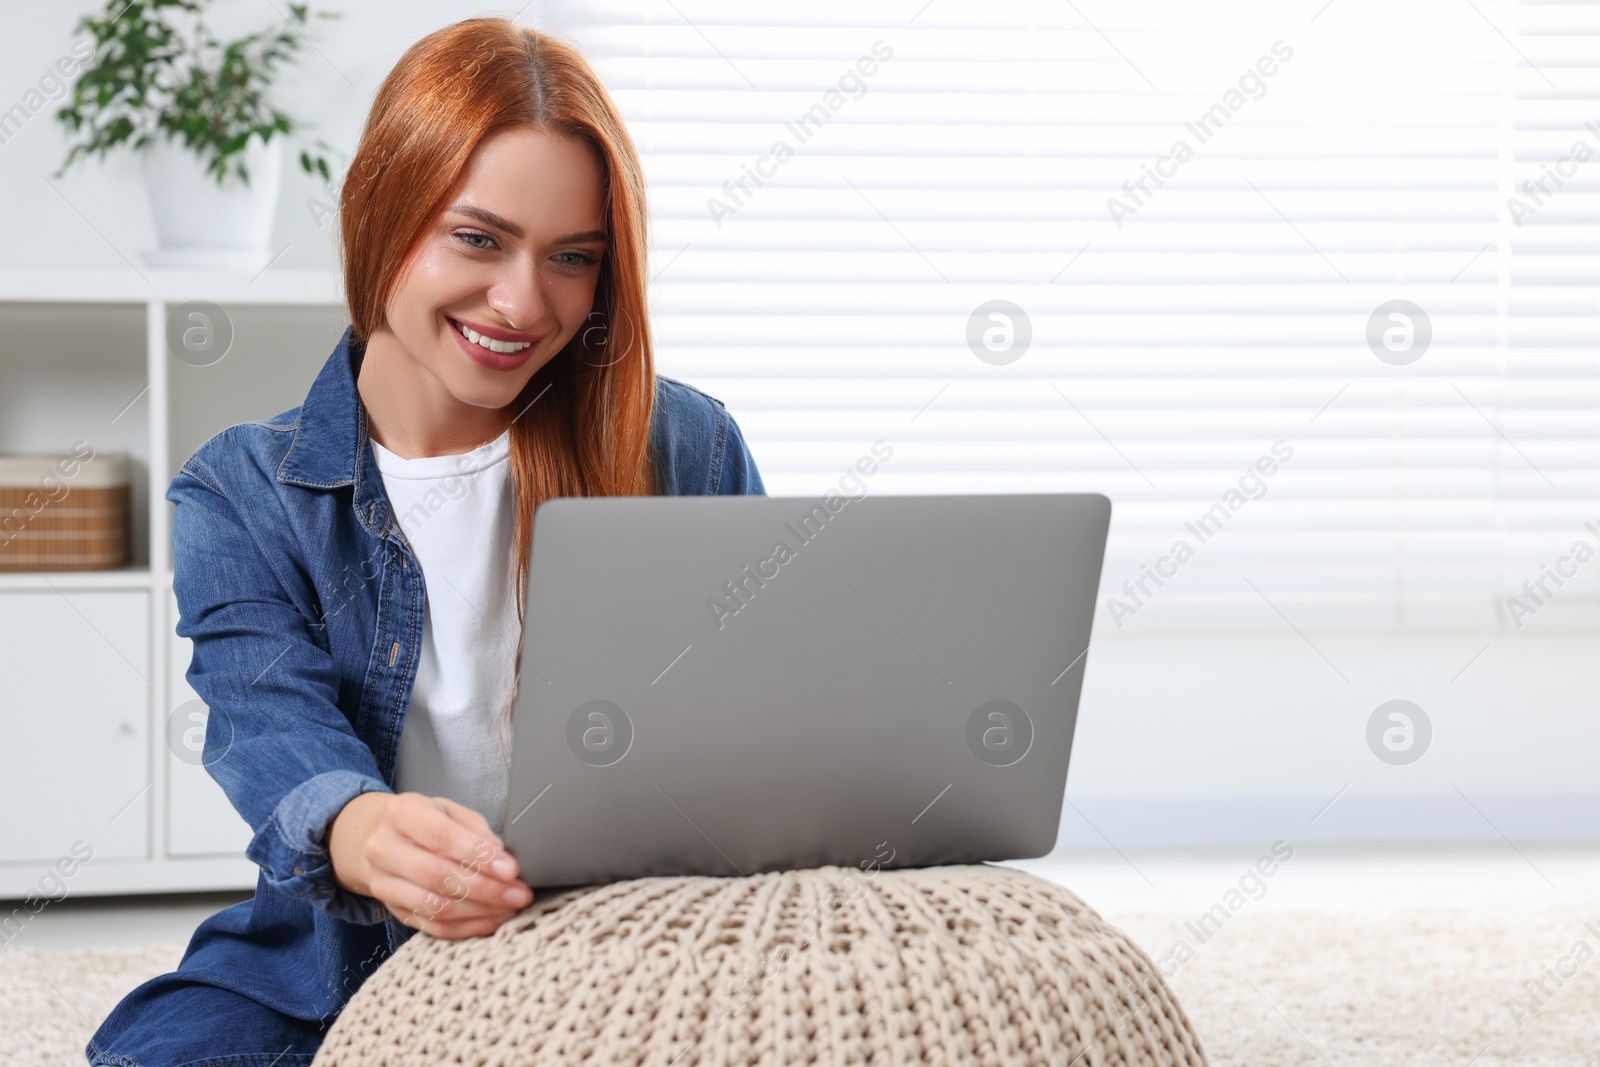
[{"left": 544, "top": 0, "right": 1600, "bottom": 631}]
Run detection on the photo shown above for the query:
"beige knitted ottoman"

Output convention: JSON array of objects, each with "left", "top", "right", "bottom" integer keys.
[{"left": 312, "top": 863, "right": 1209, "bottom": 1066}]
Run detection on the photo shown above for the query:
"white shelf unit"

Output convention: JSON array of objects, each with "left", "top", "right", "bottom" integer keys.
[{"left": 0, "top": 266, "right": 347, "bottom": 899}]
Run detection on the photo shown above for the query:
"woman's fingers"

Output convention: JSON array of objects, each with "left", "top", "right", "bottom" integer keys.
[
  {"left": 369, "top": 827, "right": 528, "bottom": 913},
  {"left": 376, "top": 844, "right": 521, "bottom": 908},
  {"left": 422, "top": 795, "right": 531, "bottom": 905},
  {"left": 369, "top": 869, "right": 520, "bottom": 928},
  {"left": 413, "top": 912, "right": 516, "bottom": 940},
  {"left": 353, "top": 792, "right": 535, "bottom": 938},
  {"left": 395, "top": 794, "right": 503, "bottom": 875},
  {"left": 330, "top": 792, "right": 532, "bottom": 939},
  {"left": 413, "top": 845, "right": 513, "bottom": 906},
  {"left": 383, "top": 894, "right": 515, "bottom": 939},
  {"left": 360, "top": 793, "right": 533, "bottom": 931},
  {"left": 434, "top": 796, "right": 496, "bottom": 841},
  {"left": 433, "top": 796, "right": 524, "bottom": 883}
]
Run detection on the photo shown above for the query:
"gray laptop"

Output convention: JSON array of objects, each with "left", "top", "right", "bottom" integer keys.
[{"left": 503, "top": 492, "right": 1111, "bottom": 889}]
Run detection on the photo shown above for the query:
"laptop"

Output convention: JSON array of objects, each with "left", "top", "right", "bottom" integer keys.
[{"left": 503, "top": 491, "right": 1111, "bottom": 889}]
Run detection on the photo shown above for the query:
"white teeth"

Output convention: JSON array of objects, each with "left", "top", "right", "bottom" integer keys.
[{"left": 453, "top": 320, "right": 531, "bottom": 354}]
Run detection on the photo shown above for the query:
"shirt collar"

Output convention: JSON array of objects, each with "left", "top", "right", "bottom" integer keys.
[{"left": 278, "top": 324, "right": 368, "bottom": 490}]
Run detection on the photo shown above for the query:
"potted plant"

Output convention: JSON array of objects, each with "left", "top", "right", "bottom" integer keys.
[{"left": 53, "top": 0, "right": 341, "bottom": 270}]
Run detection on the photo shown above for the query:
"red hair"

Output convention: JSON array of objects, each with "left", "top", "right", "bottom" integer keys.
[{"left": 338, "top": 17, "right": 658, "bottom": 749}]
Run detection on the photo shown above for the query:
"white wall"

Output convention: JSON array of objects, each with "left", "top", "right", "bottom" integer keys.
[
  {"left": 1059, "top": 627, "right": 1600, "bottom": 847},
  {"left": 0, "top": 0, "right": 505, "bottom": 273}
]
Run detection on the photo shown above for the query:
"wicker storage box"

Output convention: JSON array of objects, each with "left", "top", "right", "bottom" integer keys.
[{"left": 0, "top": 449, "right": 132, "bottom": 571}]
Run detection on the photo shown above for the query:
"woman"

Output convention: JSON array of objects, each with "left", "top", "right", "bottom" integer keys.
[{"left": 87, "top": 17, "right": 764, "bottom": 1066}]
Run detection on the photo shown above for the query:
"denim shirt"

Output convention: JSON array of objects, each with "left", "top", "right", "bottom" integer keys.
[{"left": 151, "top": 325, "right": 764, "bottom": 1025}]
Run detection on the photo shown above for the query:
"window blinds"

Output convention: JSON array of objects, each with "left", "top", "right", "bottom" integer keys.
[{"left": 539, "top": 0, "right": 1600, "bottom": 631}]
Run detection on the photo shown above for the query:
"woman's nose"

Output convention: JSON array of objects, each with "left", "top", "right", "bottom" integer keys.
[{"left": 487, "top": 256, "right": 548, "bottom": 331}]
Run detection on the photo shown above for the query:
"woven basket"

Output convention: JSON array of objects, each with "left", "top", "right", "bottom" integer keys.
[
  {"left": 0, "top": 450, "right": 131, "bottom": 571},
  {"left": 313, "top": 863, "right": 1210, "bottom": 1067}
]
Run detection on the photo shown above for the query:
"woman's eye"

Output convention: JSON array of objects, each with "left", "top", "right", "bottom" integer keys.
[
  {"left": 455, "top": 230, "right": 496, "bottom": 251},
  {"left": 556, "top": 251, "right": 599, "bottom": 269}
]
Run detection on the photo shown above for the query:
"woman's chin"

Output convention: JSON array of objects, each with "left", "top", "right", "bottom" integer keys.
[
  {"left": 431, "top": 345, "right": 528, "bottom": 402},
  {"left": 449, "top": 382, "right": 527, "bottom": 413}
]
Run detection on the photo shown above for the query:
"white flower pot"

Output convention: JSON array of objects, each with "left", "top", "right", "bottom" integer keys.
[{"left": 140, "top": 133, "right": 283, "bottom": 271}]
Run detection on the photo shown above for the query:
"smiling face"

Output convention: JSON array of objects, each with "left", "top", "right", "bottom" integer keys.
[{"left": 358, "top": 124, "right": 609, "bottom": 456}]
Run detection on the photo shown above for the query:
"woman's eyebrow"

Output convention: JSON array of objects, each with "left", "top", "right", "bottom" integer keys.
[{"left": 447, "top": 203, "right": 605, "bottom": 245}]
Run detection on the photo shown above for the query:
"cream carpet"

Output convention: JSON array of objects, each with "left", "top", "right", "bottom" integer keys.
[{"left": 6, "top": 906, "right": 1597, "bottom": 1066}]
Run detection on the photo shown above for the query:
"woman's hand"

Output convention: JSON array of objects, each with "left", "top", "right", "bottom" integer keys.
[{"left": 328, "top": 791, "right": 532, "bottom": 939}]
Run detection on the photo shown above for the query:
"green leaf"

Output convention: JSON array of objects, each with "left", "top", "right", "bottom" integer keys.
[{"left": 53, "top": 0, "right": 346, "bottom": 187}]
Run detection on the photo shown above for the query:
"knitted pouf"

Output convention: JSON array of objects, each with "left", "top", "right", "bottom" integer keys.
[{"left": 312, "top": 863, "right": 1209, "bottom": 1067}]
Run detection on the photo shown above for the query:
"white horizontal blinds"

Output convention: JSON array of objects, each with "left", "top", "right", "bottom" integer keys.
[
  {"left": 1501, "top": 0, "right": 1600, "bottom": 629},
  {"left": 540, "top": 0, "right": 1599, "bottom": 630}
]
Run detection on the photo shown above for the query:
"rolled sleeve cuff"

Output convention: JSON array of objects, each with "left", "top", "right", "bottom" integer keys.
[{"left": 244, "top": 768, "right": 394, "bottom": 925}]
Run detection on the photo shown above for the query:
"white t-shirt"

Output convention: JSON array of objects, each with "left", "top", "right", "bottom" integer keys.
[{"left": 371, "top": 427, "right": 519, "bottom": 837}]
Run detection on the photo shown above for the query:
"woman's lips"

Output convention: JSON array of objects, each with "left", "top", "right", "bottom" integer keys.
[
  {"left": 449, "top": 315, "right": 542, "bottom": 344},
  {"left": 447, "top": 316, "right": 542, "bottom": 372}
]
